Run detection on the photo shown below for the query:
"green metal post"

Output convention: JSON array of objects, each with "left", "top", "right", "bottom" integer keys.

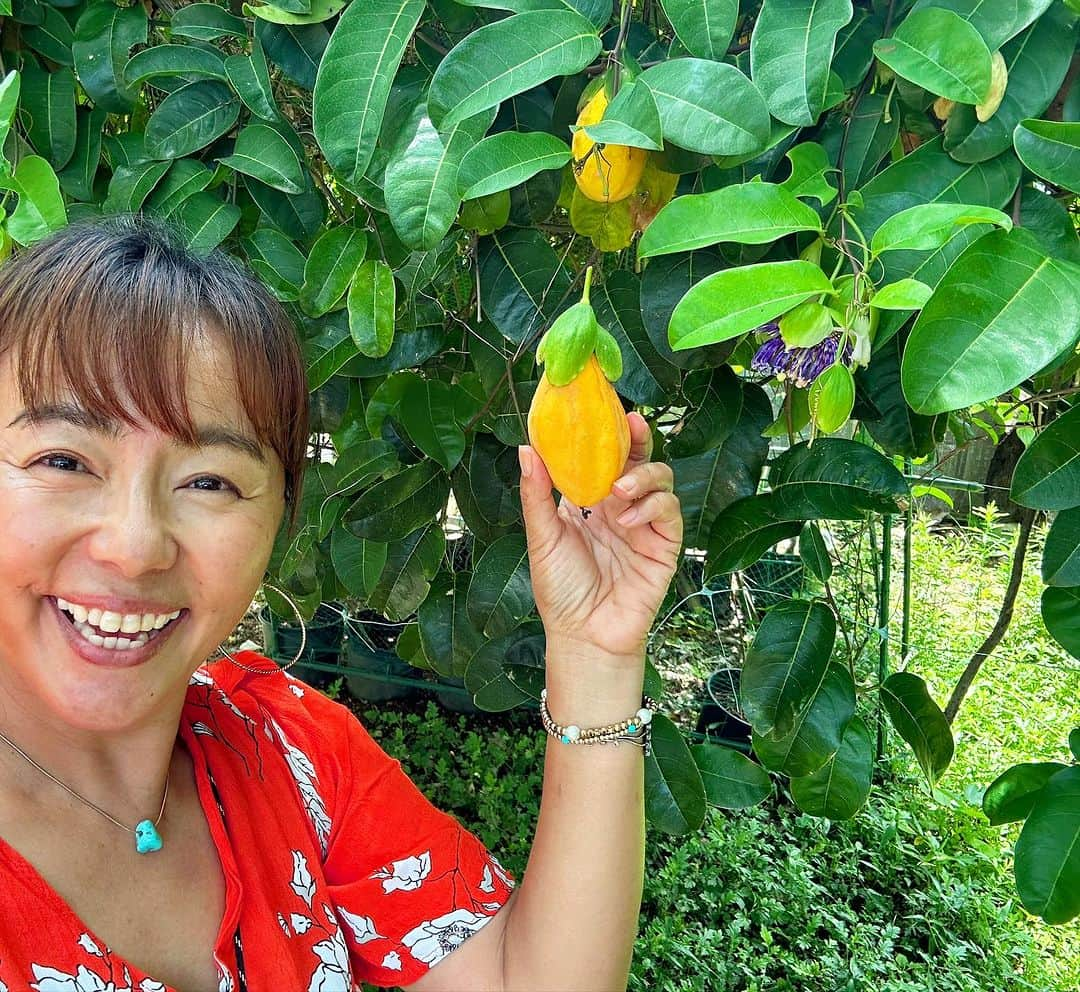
[
  {"left": 877, "top": 513, "right": 893, "bottom": 761},
  {"left": 901, "top": 458, "right": 913, "bottom": 667}
]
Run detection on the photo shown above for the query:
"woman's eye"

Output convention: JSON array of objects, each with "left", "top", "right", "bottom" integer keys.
[
  {"left": 190, "top": 476, "right": 239, "bottom": 495},
  {"left": 37, "top": 453, "right": 85, "bottom": 473}
]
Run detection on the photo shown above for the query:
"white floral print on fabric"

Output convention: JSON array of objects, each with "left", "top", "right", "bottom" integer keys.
[
  {"left": 266, "top": 715, "right": 332, "bottom": 860},
  {"left": 370, "top": 851, "right": 432, "bottom": 894},
  {"left": 401, "top": 909, "right": 497, "bottom": 967},
  {"left": 278, "top": 850, "right": 353, "bottom": 992},
  {"left": 23, "top": 931, "right": 168, "bottom": 992}
]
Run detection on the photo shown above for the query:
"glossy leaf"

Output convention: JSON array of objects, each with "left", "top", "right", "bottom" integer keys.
[
  {"left": 1042, "top": 586, "right": 1080, "bottom": 660},
  {"left": 1011, "top": 404, "right": 1080, "bottom": 511},
  {"left": 367, "top": 522, "right": 446, "bottom": 621},
  {"left": 466, "top": 620, "right": 546, "bottom": 711},
  {"left": 398, "top": 377, "right": 467, "bottom": 472},
  {"left": 123, "top": 44, "right": 229, "bottom": 86},
  {"left": 639, "top": 182, "right": 822, "bottom": 258},
  {"left": 789, "top": 715, "right": 873, "bottom": 819},
  {"left": 331, "top": 528, "right": 388, "bottom": 598},
  {"left": 428, "top": 11, "right": 601, "bottom": 131},
  {"left": 580, "top": 79, "right": 664, "bottom": 151},
  {"left": 216, "top": 123, "right": 306, "bottom": 193},
  {"left": 72, "top": 0, "right": 147, "bottom": 114},
  {"left": 706, "top": 495, "right": 804, "bottom": 576},
  {"left": 145, "top": 80, "right": 240, "bottom": 159},
  {"left": 18, "top": 63, "right": 76, "bottom": 171},
  {"left": 901, "top": 229, "right": 1080, "bottom": 415},
  {"left": 466, "top": 534, "right": 534, "bottom": 637},
  {"left": 909, "top": 0, "right": 1056, "bottom": 51},
  {"left": 809, "top": 364, "right": 854, "bottom": 434},
  {"left": 1042, "top": 507, "right": 1080, "bottom": 587},
  {"left": 691, "top": 744, "right": 773, "bottom": 810},
  {"left": 881, "top": 671, "right": 954, "bottom": 785},
  {"left": 873, "top": 8, "right": 992, "bottom": 104},
  {"left": 311, "top": 0, "right": 426, "bottom": 184},
  {"left": 750, "top": 0, "right": 854, "bottom": 127},
  {"left": 870, "top": 279, "right": 933, "bottom": 311},
  {"left": 660, "top": 0, "right": 737, "bottom": 60},
  {"left": 983, "top": 761, "right": 1069, "bottom": 825},
  {"left": 799, "top": 522, "right": 832, "bottom": 582},
  {"left": 753, "top": 664, "right": 856, "bottom": 778},
  {"left": 459, "top": 132, "right": 571, "bottom": 200},
  {"left": 1014, "top": 119, "right": 1080, "bottom": 195},
  {"left": 741, "top": 600, "right": 837, "bottom": 739},
  {"left": 644, "top": 713, "right": 708, "bottom": 834},
  {"left": 300, "top": 225, "right": 369, "bottom": 317},
  {"left": 870, "top": 203, "right": 1011, "bottom": 255},
  {"left": 348, "top": 259, "right": 397, "bottom": 359},
  {"left": 1014, "top": 766, "right": 1080, "bottom": 924},
  {"left": 669, "top": 260, "right": 833, "bottom": 350},
  {"left": 638, "top": 58, "right": 771, "bottom": 157},
  {"left": 5, "top": 156, "right": 67, "bottom": 246},
  {"left": 345, "top": 460, "right": 450, "bottom": 542}
]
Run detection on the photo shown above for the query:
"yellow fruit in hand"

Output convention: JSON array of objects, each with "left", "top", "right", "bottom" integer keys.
[
  {"left": 528, "top": 353, "right": 631, "bottom": 509},
  {"left": 572, "top": 89, "right": 647, "bottom": 204}
]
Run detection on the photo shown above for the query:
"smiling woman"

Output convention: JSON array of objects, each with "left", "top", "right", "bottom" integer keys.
[{"left": 0, "top": 214, "right": 518, "bottom": 992}]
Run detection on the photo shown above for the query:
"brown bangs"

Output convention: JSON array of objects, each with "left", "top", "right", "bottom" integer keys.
[{"left": 0, "top": 213, "right": 309, "bottom": 533}]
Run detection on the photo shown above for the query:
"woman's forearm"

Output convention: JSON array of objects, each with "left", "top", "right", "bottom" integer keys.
[{"left": 500, "top": 642, "right": 647, "bottom": 992}]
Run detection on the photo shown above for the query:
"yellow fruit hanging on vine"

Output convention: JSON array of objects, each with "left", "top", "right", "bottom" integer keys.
[
  {"left": 527, "top": 267, "right": 630, "bottom": 513},
  {"left": 571, "top": 89, "right": 647, "bottom": 204}
]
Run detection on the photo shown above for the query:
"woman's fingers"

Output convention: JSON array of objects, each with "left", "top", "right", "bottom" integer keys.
[
  {"left": 615, "top": 490, "right": 682, "bottom": 538},
  {"left": 612, "top": 461, "right": 674, "bottom": 500}
]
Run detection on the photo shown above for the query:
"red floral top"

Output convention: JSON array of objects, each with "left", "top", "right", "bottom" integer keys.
[{"left": 0, "top": 649, "right": 516, "bottom": 991}]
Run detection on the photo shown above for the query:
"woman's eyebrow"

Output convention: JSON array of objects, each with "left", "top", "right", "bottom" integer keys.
[{"left": 7, "top": 403, "right": 267, "bottom": 464}]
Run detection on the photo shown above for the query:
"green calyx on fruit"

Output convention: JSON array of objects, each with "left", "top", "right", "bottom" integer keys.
[{"left": 535, "top": 267, "right": 622, "bottom": 387}]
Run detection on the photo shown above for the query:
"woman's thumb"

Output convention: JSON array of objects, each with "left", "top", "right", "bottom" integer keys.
[{"left": 518, "top": 445, "right": 560, "bottom": 553}]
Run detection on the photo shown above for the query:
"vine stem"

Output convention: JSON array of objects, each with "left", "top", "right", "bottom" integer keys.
[{"left": 944, "top": 507, "right": 1036, "bottom": 724}]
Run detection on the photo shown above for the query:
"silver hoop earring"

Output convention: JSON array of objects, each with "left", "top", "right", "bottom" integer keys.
[{"left": 217, "top": 582, "right": 308, "bottom": 675}]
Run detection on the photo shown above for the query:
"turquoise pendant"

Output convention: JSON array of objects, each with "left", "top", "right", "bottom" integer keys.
[{"left": 135, "top": 819, "right": 163, "bottom": 854}]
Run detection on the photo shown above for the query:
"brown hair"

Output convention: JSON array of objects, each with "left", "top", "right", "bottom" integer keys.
[{"left": 0, "top": 212, "right": 309, "bottom": 534}]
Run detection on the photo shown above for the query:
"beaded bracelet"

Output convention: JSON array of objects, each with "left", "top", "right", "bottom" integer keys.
[{"left": 540, "top": 688, "right": 658, "bottom": 756}]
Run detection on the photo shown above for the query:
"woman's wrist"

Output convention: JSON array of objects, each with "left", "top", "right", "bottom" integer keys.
[{"left": 543, "top": 635, "right": 647, "bottom": 728}]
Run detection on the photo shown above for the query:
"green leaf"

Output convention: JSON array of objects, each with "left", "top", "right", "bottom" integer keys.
[
  {"left": 873, "top": 8, "right": 992, "bottom": 104},
  {"left": 170, "top": 3, "right": 248, "bottom": 41},
  {"left": 790, "top": 714, "right": 873, "bottom": 819},
  {"left": 1042, "top": 586, "right": 1080, "bottom": 660},
  {"left": 881, "top": 671, "right": 954, "bottom": 785},
  {"left": 18, "top": 63, "right": 76, "bottom": 171},
  {"left": 451, "top": 433, "right": 523, "bottom": 545},
  {"left": 459, "top": 132, "right": 571, "bottom": 200},
  {"left": 244, "top": 226, "right": 307, "bottom": 302},
  {"left": 579, "top": 79, "right": 663, "bottom": 151},
  {"left": 398, "top": 377, "right": 467, "bottom": 472},
  {"left": 466, "top": 533, "right": 534, "bottom": 637},
  {"left": 1070, "top": 729, "right": 1080, "bottom": 762},
  {"left": 799, "top": 522, "right": 832, "bottom": 582},
  {"left": 1011, "top": 405, "right": 1080, "bottom": 511},
  {"left": 385, "top": 105, "right": 495, "bottom": 250},
  {"left": 258, "top": 21, "right": 330, "bottom": 91},
  {"left": 983, "top": 761, "right": 1069, "bottom": 825},
  {"left": 216, "top": 122, "right": 306, "bottom": 193},
  {"left": 367, "top": 522, "right": 445, "bottom": 621},
  {"left": 244, "top": 0, "right": 346, "bottom": 23},
  {"left": 56, "top": 105, "right": 108, "bottom": 202},
  {"left": 21, "top": 6, "right": 75, "bottom": 66},
  {"left": 592, "top": 270, "right": 680, "bottom": 406},
  {"left": 750, "top": 0, "right": 853, "bottom": 127},
  {"left": 753, "top": 664, "right": 856, "bottom": 778},
  {"left": 420, "top": 573, "right": 484, "bottom": 678},
  {"left": 818, "top": 92, "right": 897, "bottom": 193},
  {"left": 1042, "top": 507, "right": 1080, "bottom": 587},
  {"left": 171, "top": 191, "right": 241, "bottom": 254},
  {"left": 691, "top": 743, "right": 773, "bottom": 810},
  {"left": 428, "top": 11, "right": 601, "bottom": 131},
  {"left": 673, "top": 383, "right": 771, "bottom": 547},
  {"left": 300, "top": 225, "right": 369, "bottom": 317},
  {"left": 669, "top": 260, "right": 833, "bottom": 350},
  {"left": 311, "top": 0, "right": 426, "bottom": 184},
  {"left": 779, "top": 142, "right": 838, "bottom": 207},
  {"left": 103, "top": 160, "right": 172, "bottom": 214},
  {"left": 6, "top": 156, "right": 67, "bottom": 246},
  {"left": 478, "top": 228, "right": 573, "bottom": 346},
  {"left": 1014, "top": 119, "right": 1080, "bottom": 195},
  {"left": 145, "top": 80, "right": 240, "bottom": 159},
  {"left": 345, "top": 460, "right": 450, "bottom": 542},
  {"left": 1014, "top": 766, "right": 1080, "bottom": 924},
  {"left": 901, "top": 229, "right": 1080, "bottom": 415},
  {"left": 943, "top": 6, "right": 1077, "bottom": 165},
  {"left": 706, "top": 495, "right": 804, "bottom": 575},
  {"left": 909, "top": 0, "right": 1055, "bottom": 51},
  {"left": 667, "top": 364, "right": 744, "bottom": 459},
  {"left": 638, "top": 58, "right": 771, "bottom": 157},
  {"left": 225, "top": 40, "right": 282, "bottom": 122},
  {"left": 809, "top": 364, "right": 855, "bottom": 434},
  {"left": 466, "top": 620, "right": 547, "bottom": 711},
  {"left": 768, "top": 438, "right": 909, "bottom": 519},
  {"left": 870, "top": 203, "right": 1012, "bottom": 254},
  {"left": 779, "top": 300, "right": 833, "bottom": 349},
  {"left": 660, "top": 0, "right": 737, "bottom": 60},
  {"left": 72, "top": 0, "right": 147, "bottom": 114},
  {"left": 123, "top": 44, "right": 229, "bottom": 86},
  {"left": 638, "top": 182, "right": 823, "bottom": 258},
  {"left": 348, "top": 259, "right": 397, "bottom": 359},
  {"left": 645, "top": 713, "right": 708, "bottom": 834},
  {"left": 331, "top": 528, "right": 388, "bottom": 598},
  {"left": 741, "top": 600, "right": 837, "bottom": 739},
  {"left": 851, "top": 136, "right": 1022, "bottom": 243},
  {"left": 870, "top": 279, "right": 933, "bottom": 310}
]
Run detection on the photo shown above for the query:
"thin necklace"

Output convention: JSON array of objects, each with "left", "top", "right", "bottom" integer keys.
[{"left": 0, "top": 728, "right": 169, "bottom": 855}]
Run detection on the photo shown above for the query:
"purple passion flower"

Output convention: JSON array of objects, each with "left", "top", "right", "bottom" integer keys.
[{"left": 750, "top": 322, "right": 853, "bottom": 388}]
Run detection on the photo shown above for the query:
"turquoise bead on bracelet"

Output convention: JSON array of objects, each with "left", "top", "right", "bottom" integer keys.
[{"left": 540, "top": 688, "right": 657, "bottom": 754}]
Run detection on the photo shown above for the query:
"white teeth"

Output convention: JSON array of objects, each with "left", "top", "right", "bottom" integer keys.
[
  {"left": 56, "top": 598, "right": 180, "bottom": 634},
  {"left": 70, "top": 617, "right": 151, "bottom": 650}
]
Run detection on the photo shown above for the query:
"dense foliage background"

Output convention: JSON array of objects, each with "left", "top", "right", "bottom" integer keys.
[{"left": 2, "top": 0, "right": 1078, "bottom": 928}]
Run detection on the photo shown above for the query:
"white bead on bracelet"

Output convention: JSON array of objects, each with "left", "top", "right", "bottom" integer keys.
[{"left": 540, "top": 688, "right": 657, "bottom": 755}]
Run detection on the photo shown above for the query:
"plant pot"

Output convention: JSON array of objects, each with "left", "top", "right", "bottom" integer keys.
[
  {"left": 743, "top": 553, "right": 804, "bottom": 611},
  {"left": 434, "top": 674, "right": 482, "bottom": 714},
  {"left": 343, "top": 614, "right": 424, "bottom": 703},
  {"left": 695, "top": 667, "right": 752, "bottom": 746},
  {"left": 259, "top": 601, "right": 345, "bottom": 690}
]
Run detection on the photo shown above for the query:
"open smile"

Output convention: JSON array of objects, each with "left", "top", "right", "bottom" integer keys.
[{"left": 47, "top": 596, "right": 188, "bottom": 669}]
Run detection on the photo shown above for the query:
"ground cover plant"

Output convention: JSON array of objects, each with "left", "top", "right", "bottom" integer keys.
[{"left": 3, "top": 0, "right": 1080, "bottom": 943}]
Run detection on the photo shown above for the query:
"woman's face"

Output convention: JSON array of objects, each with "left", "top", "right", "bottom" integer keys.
[{"left": 0, "top": 330, "right": 286, "bottom": 733}]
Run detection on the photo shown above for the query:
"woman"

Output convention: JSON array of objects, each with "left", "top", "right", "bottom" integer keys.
[{"left": 0, "top": 214, "right": 682, "bottom": 992}]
